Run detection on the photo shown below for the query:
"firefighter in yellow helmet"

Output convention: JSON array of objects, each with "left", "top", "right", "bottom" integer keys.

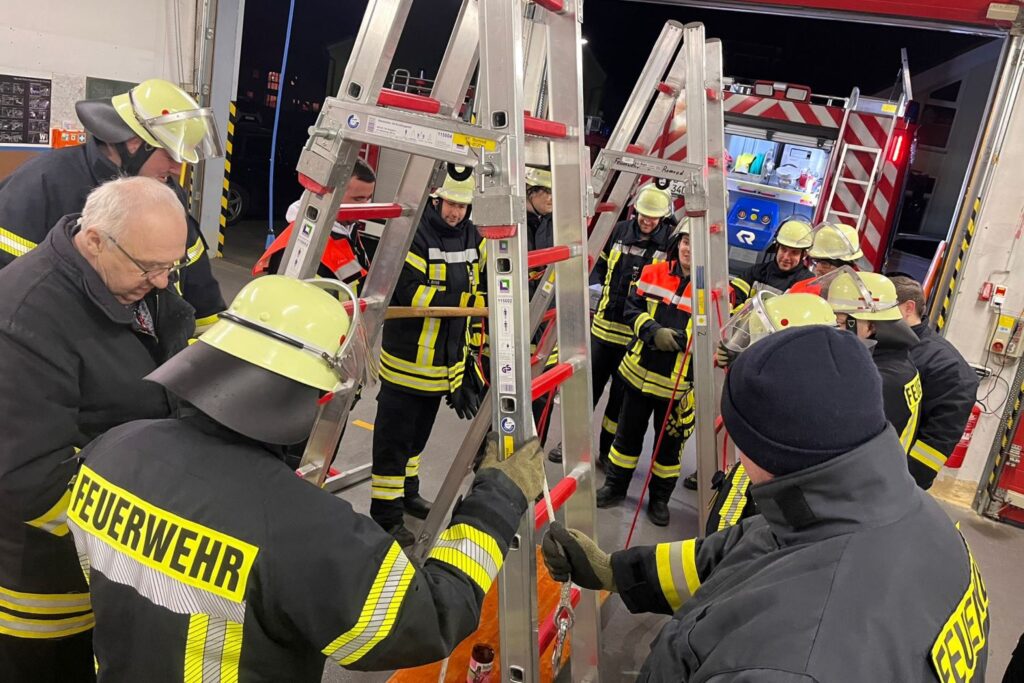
[
  {"left": 705, "top": 291, "right": 838, "bottom": 533},
  {"left": 823, "top": 268, "right": 923, "bottom": 463},
  {"left": 806, "top": 222, "right": 863, "bottom": 275},
  {"left": 0, "top": 78, "right": 226, "bottom": 328},
  {"left": 577, "top": 184, "right": 674, "bottom": 468},
  {"left": 372, "top": 171, "right": 487, "bottom": 545},
  {"left": 730, "top": 217, "right": 814, "bottom": 307},
  {"left": 67, "top": 275, "right": 544, "bottom": 681}
]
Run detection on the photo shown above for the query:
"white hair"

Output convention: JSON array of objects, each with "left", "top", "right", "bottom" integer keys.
[{"left": 80, "top": 176, "right": 185, "bottom": 240}]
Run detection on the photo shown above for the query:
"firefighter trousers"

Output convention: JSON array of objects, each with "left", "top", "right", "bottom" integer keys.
[
  {"left": 0, "top": 631, "right": 96, "bottom": 683},
  {"left": 370, "top": 383, "right": 442, "bottom": 527},
  {"left": 591, "top": 339, "right": 627, "bottom": 458},
  {"left": 605, "top": 387, "right": 689, "bottom": 501}
]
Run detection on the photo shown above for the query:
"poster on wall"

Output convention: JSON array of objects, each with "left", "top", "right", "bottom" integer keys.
[{"left": 0, "top": 74, "right": 52, "bottom": 146}]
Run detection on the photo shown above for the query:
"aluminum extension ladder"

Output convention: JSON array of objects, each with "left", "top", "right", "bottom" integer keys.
[{"left": 277, "top": 2, "right": 729, "bottom": 680}]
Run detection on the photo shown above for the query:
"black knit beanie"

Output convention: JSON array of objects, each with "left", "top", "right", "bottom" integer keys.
[{"left": 721, "top": 326, "right": 887, "bottom": 476}]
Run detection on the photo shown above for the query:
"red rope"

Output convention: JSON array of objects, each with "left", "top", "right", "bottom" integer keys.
[{"left": 624, "top": 332, "right": 694, "bottom": 549}]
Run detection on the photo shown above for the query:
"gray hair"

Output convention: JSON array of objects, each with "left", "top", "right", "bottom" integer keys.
[{"left": 80, "top": 176, "right": 184, "bottom": 240}]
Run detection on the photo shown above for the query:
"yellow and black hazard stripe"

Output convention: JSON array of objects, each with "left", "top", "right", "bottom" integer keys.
[
  {"left": 987, "top": 366, "right": 1024, "bottom": 491},
  {"left": 218, "top": 101, "right": 237, "bottom": 258},
  {"left": 936, "top": 197, "right": 981, "bottom": 331}
]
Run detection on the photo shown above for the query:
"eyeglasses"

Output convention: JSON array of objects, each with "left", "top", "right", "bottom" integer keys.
[{"left": 104, "top": 233, "right": 186, "bottom": 281}]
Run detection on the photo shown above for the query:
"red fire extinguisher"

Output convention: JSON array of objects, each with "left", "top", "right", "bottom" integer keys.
[{"left": 946, "top": 404, "right": 982, "bottom": 469}]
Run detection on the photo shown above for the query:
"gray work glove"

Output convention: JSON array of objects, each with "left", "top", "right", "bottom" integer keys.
[
  {"left": 653, "top": 326, "right": 682, "bottom": 352},
  {"left": 479, "top": 436, "right": 545, "bottom": 501},
  {"left": 541, "top": 522, "right": 616, "bottom": 592},
  {"left": 715, "top": 341, "right": 738, "bottom": 369}
]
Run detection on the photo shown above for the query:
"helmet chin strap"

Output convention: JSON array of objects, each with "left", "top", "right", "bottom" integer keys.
[{"left": 113, "top": 141, "right": 159, "bottom": 176}]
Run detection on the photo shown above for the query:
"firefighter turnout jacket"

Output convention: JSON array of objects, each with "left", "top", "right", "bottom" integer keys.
[
  {"left": 620, "top": 260, "right": 694, "bottom": 399},
  {"left": 873, "top": 321, "right": 924, "bottom": 459},
  {"left": 731, "top": 255, "right": 813, "bottom": 306},
  {"left": 527, "top": 210, "right": 553, "bottom": 297},
  {"left": 908, "top": 323, "right": 980, "bottom": 488},
  {"left": 591, "top": 218, "right": 672, "bottom": 347},
  {"left": 253, "top": 223, "right": 368, "bottom": 291},
  {"left": 612, "top": 427, "right": 988, "bottom": 683},
  {"left": 0, "top": 137, "right": 225, "bottom": 323},
  {"left": 0, "top": 215, "right": 193, "bottom": 641},
  {"left": 381, "top": 201, "right": 484, "bottom": 395},
  {"left": 67, "top": 413, "right": 528, "bottom": 681}
]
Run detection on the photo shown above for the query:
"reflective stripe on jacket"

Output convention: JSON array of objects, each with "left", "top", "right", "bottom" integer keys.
[
  {"left": 618, "top": 260, "right": 693, "bottom": 399},
  {"left": 381, "top": 202, "right": 485, "bottom": 396},
  {"left": 0, "top": 216, "right": 193, "bottom": 638},
  {"left": 591, "top": 218, "right": 671, "bottom": 347},
  {"left": 0, "top": 139, "right": 225, "bottom": 319},
  {"left": 253, "top": 223, "right": 367, "bottom": 290},
  {"left": 612, "top": 427, "right": 988, "bottom": 682},
  {"left": 68, "top": 414, "right": 527, "bottom": 680}
]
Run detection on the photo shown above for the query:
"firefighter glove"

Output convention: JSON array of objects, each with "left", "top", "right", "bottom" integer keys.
[
  {"left": 479, "top": 435, "right": 545, "bottom": 500},
  {"left": 447, "top": 353, "right": 485, "bottom": 419},
  {"left": 541, "top": 522, "right": 615, "bottom": 592},
  {"left": 715, "top": 341, "right": 738, "bottom": 369},
  {"left": 653, "top": 326, "right": 682, "bottom": 352},
  {"left": 665, "top": 398, "right": 694, "bottom": 440}
]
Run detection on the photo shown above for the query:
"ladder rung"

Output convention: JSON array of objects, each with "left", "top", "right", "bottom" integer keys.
[
  {"left": 377, "top": 88, "right": 442, "bottom": 114},
  {"left": 532, "top": 0, "right": 565, "bottom": 12},
  {"left": 838, "top": 178, "right": 870, "bottom": 186},
  {"left": 525, "top": 113, "right": 568, "bottom": 139},
  {"left": 534, "top": 475, "right": 578, "bottom": 529},
  {"left": 477, "top": 225, "right": 518, "bottom": 239},
  {"left": 829, "top": 210, "right": 859, "bottom": 219},
  {"left": 298, "top": 173, "right": 333, "bottom": 195},
  {"left": 595, "top": 202, "right": 619, "bottom": 213},
  {"left": 527, "top": 244, "right": 579, "bottom": 269},
  {"left": 538, "top": 587, "right": 581, "bottom": 653},
  {"left": 625, "top": 144, "right": 646, "bottom": 155},
  {"left": 531, "top": 362, "right": 576, "bottom": 400},
  {"left": 336, "top": 202, "right": 405, "bottom": 222},
  {"left": 846, "top": 144, "right": 881, "bottom": 154}
]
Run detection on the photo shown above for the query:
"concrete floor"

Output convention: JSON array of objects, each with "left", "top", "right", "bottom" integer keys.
[{"left": 213, "top": 222, "right": 1024, "bottom": 682}]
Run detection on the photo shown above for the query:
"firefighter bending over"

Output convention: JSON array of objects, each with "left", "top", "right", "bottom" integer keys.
[
  {"left": 68, "top": 275, "right": 545, "bottom": 681},
  {"left": 543, "top": 326, "right": 988, "bottom": 682}
]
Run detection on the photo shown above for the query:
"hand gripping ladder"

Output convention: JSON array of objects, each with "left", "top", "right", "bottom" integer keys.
[{"left": 407, "top": 19, "right": 731, "bottom": 682}]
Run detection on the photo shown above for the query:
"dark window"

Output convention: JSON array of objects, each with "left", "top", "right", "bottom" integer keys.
[{"left": 918, "top": 104, "right": 956, "bottom": 149}]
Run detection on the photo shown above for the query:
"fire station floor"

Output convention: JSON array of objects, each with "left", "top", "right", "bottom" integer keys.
[{"left": 211, "top": 243, "right": 1024, "bottom": 682}]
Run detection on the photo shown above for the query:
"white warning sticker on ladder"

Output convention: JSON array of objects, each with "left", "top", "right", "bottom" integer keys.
[
  {"left": 366, "top": 115, "right": 469, "bottom": 155},
  {"left": 495, "top": 293, "right": 517, "bottom": 394}
]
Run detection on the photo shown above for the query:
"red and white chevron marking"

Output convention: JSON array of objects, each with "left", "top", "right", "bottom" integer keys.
[
  {"left": 652, "top": 93, "right": 844, "bottom": 165},
  {"left": 824, "top": 111, "right": 896, "bottom": 269}
]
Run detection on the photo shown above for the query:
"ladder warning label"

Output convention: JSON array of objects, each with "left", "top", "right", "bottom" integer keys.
[
  {"left": 366, "top": 115, "right": 469, "bottom": 155},
  {"left": 496, "top": 293, "right": 517, "bottom": 394},
  {"left": 452, "top": 133, "right": 497, "bottom": 151}
]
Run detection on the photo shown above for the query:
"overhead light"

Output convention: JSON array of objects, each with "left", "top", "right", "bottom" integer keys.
[{"left": 580, "top": 37, "right": 589, "bottom": 45}]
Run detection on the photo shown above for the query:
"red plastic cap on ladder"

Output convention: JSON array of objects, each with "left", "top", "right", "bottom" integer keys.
[
  {"left": 524, "top": 113, "right": 568, "bottom": 139},
  {"left": 335, "top": 202, "right": 404, "bottom": 222},
  {"left": 377, "top": 88, "right": 442, "bottom": 114}
]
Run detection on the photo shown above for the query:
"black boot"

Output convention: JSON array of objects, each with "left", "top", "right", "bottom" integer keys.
[
  {"left": 596, "top": 451, "right": 609, "bottom": 472},
  {"left": 385, "top": 523, "right": 416, "bottom": 548},
  {"left": 547, "top": 443, "right": 563, "bottom": 464},
  {"left": 404, "top": 494, "right": 432, "bottom": 520},
  {"left": 596, "top": 463, "right": 631, "bottom": 508},
  {"left": 647, "top": 477, "right": 676, "bottom": 527},
  {"left": 682, "top": 471, "right": 698, "bottom": 490}
]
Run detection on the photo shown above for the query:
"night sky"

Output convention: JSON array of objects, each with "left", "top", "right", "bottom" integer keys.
[{"left": 238, "top": 0, "right": 995, "bottom": 125}]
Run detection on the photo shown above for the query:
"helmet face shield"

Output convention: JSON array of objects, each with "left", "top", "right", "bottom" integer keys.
[
  {"left": 139, "top": 108, "right": 224, "bottom": 163},
  {"left": 722, "top": 292, "right": 777, "bottom": 352},
  {"left": 816, "top": 266, "right": 900, "bottom": 320}
]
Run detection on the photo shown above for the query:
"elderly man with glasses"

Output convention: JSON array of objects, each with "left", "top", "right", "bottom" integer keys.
[{"left": 0, "top": 176, "right": 194, "bottom": 682}]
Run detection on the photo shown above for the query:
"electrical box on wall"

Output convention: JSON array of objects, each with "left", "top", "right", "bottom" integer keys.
[{"left": 989, "top": 313, "right": 1024, "bottom": 357}]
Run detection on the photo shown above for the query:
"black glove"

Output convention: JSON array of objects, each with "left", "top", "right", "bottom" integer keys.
[
  {"left": 541, "top": 522, "right": 615, "bottom": 591},
  {"left": 715, "top": 341, "right": 737, "bottom": 369},
  {"left": 447, "top": 353, "right": 484, "bottom": 420}
]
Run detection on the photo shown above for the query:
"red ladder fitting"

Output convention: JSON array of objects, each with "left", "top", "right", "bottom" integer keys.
[
  {"left": 527, "top": 245, "right": 576, "bottom": 269},
  {"left": 524, "top": 113, "right": 568, "bottom": 139},
  {"left": 336, "top": 202, "right": 404, "bottom": 222},
  {"left": 377, "top": 88, "right": 442, "bottom": 114},
  {"left": 531, "top": 362, "right": 576, "bottom": 400}
]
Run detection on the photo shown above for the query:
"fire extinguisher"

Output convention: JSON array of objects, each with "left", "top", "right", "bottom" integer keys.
[{"left": 946, "top": 404, "right": 982, "bottom": 469}]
